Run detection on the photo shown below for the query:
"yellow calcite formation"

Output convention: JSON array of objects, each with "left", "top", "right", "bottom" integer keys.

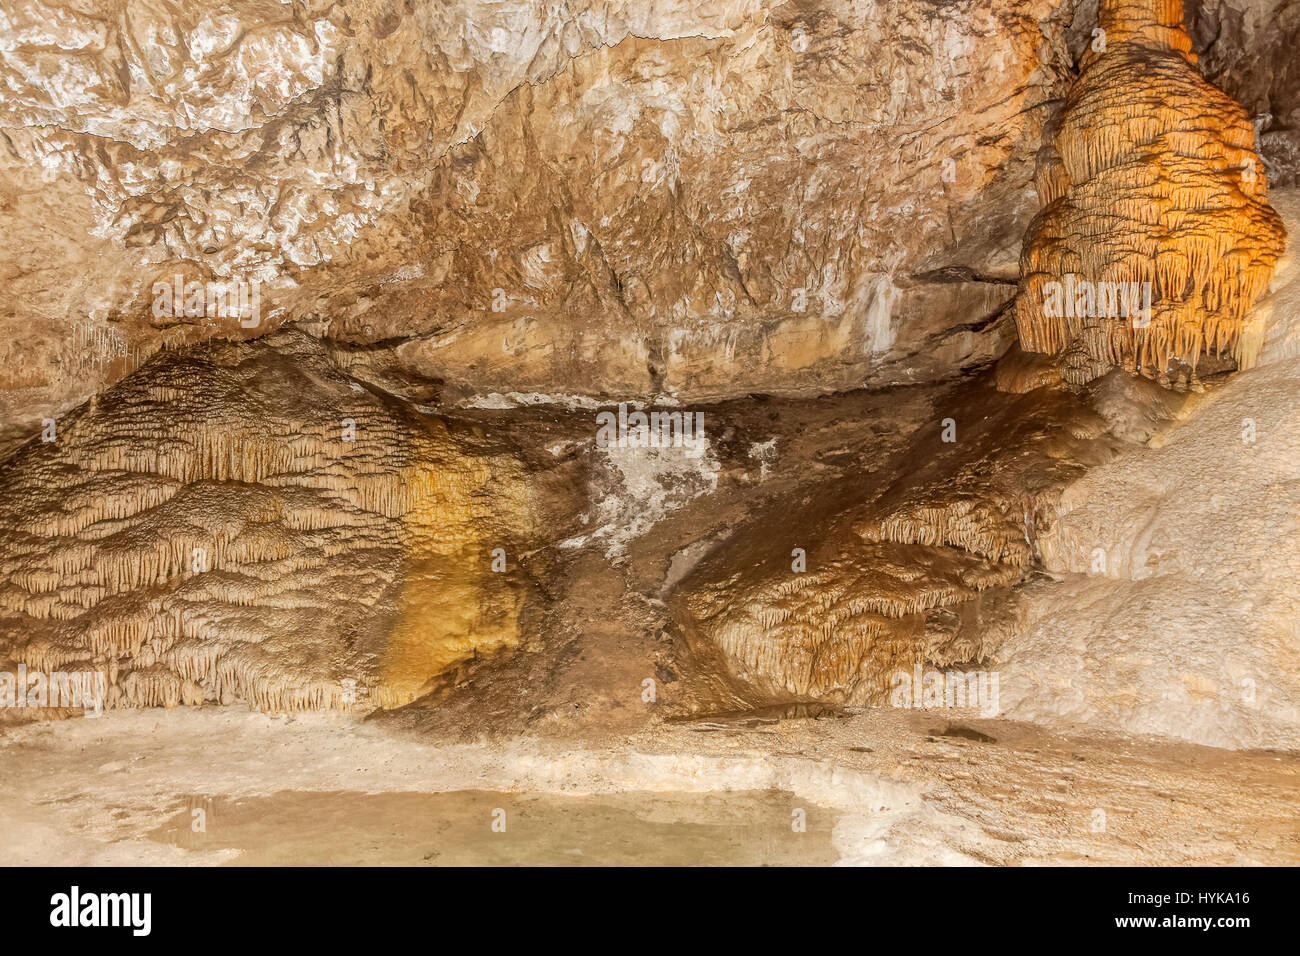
[
  {"left": 1013, "top": 0, "right": 1287, "bottom": 383},
  {"left": 0, "top": 331, "right": 535, "bottom": 713}
]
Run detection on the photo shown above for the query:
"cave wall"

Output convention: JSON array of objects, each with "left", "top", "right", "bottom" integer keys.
[
  {"left": 1, "top": 0, "right": 1086, "bottom": 444},
  {"left": 4, "top": 1, "right": 1296, "bottom": 444}
]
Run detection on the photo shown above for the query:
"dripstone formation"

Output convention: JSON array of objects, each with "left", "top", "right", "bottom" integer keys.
[{"left": 1014, "top": 0, "right": 1287, "bottom": 383}]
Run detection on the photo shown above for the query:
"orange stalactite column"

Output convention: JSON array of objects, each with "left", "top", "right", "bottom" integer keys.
[{"left": 1012, "top": 0, "right": 1287, "bottom": 384}]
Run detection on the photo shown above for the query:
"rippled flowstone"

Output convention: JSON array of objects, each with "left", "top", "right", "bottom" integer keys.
[
  {"left": 0, "top": 330, "right": 545, "bottom": 712},
  {"left": 672, "top": 376, "right": 1125, "bottom": 707}
]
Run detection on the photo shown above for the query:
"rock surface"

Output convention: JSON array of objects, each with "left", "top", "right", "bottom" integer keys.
[
  {"left": 2, "top": 0, "right": 1298, "bottom": 752},
  {"left": 998, "top": 351, "right": 1300, "bottom": 749},
  {"left": 6, "top": 1, "right": 1297, "bottom": 430},
  {"left": 2, "top": 0, "right": 1079, "bottom": 436},
  {"left": 996, "top": 188, "right": 1300, "bottom": 748},
  {"left": 674, "top": 377, "right": 1122, "bottom": 707}
]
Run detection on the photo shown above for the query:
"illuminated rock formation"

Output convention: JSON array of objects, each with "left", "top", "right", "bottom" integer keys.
[
  {"left": 675, "top": 381, "right": 1122, "bottom": 707},
  {"left": 998, "top": 353, "right": 1300, "bottom": 749},
  {"left": 0, "top": 0, "right": 1297, "bottom": 748},
  {"left": 1014, "top": 0, "right": 1288, "bottom": 383},
  {"left": 0, "top": 330, "right": 537, "bottom": 712},
  {"left": 0, "top": 0, "right": 1074, "bottom": 435}
]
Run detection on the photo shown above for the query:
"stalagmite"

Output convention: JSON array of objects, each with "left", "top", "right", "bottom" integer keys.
[{"left": 1012, "top": 0, "right": 1287, "bottom": 383}]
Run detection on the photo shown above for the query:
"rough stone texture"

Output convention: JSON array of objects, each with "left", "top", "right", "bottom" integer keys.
[
  {"left": 1254, "top": 188, "right": 1300, "bottom": 363},
  {"left": 1188, "top": 0, "right": 1300, "bottom": 185},
  {"left": 673, "top": 377, "right": 1124, "bottom": 707},
  {"left": 0, "top": 0, "right": 1081, "bottom": 440},
  {"left": 1069, "top": 0, "right": 1300, "bottom": 185},
  {"left": 999, "top": 356, "right": 1300, "bottom": 749},
  {"left": 2, "top": 0, "right": 1298, "bottom": 751},
  {"left": 996, "top": 187, "right": 1300, "bottom": 749},
  {"left": 5, "top": 0, "right": 1296, "bottom": 435}
]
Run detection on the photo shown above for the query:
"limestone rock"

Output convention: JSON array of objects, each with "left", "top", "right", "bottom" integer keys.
[
  {"left": 999, "top": 349, "right": 1300, "bottom": 748},
  {"left": 674, "top": 378, "right": 1122, "bottom": 707},
  {"left": 0, "top": 0, "right": 1076, "bottom": 429}
]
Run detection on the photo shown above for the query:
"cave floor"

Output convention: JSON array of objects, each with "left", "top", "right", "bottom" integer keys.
[{"left": 1, "top": 707, "right": 1295, "bottom": 866}]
